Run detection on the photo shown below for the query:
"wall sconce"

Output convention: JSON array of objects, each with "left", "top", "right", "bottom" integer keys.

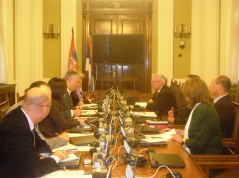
[
  {"left": 43, "top": 24, "right": 60, "bottom": 39},
  {"left": 174, "top": 24, "right": 191, "bottom": 48}
]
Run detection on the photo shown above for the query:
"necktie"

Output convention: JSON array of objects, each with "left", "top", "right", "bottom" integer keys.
[
  {"left": 32, "top": 129, "right": 36, "bottom": 147},
  {"left": 35, "top": 124, "right": 45, "bottom": 140}
]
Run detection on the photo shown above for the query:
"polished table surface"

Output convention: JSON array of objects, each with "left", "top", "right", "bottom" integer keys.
[
  {"left": 77, "top": 90, "right": 207, "bottom": 177},
  {"left": 78, "top": 138, "right": 207, "bottom": 178}
]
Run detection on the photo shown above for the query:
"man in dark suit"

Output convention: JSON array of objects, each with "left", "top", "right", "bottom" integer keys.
[
  {"left": 146, "top": 74, "right": 177, "bottom": 118},
  {"left": 62, "top": 70, "right": 83, "bottom": 119},
  {"left": 0, "top": 87, "right": 67, "bottom": 178},
  {"left": 209, "top": 75, "right": 235, "bottom": 138}
]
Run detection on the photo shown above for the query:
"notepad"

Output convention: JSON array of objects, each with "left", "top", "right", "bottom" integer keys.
[{"left": 58, "top": 152, "right": 81, "bottom": 169}]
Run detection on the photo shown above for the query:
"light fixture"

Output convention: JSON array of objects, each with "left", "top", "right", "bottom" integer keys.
[
  {"left": 174, "top": 24, "right": 191, "bottom": 48},
  {"left": 43, "top": 24, "right": 60, "bottom": 39}
]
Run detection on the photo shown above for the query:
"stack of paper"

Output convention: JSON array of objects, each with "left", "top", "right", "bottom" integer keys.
[
  {"left": 146, "top": 120, "right": 168, "bottom": 125},
  {"left": 140, "top": 129, "right": 176, "bottom": 143},
  {"left": 40, "top": 170, "right": 91, "bottom": 178},
  {"left": 81, "top": 110, "right": 98, "bottom": 116},
  {"left": 68, "top": 133, "right": 93, "bottom": 138},
  {"left": 53, "top": 143, "right": 76, "bottom": 152},
  {"left": 131, "top": 112, "right": 157, "bottom": 118},
  {"left": 135, "top": 102, "right": 147, "bottom": 108},
  {"left": 60, "top": 153, "right": 79, "bottom": 162}
]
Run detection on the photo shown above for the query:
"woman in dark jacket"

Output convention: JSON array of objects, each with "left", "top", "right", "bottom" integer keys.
[
  {"left": 171, "top": 77, "right": 223, "bottom": 154},
  {"left": 39, "top": 77, "right": 85, "bottom": 138}
]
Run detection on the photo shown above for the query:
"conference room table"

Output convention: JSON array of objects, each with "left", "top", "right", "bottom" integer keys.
[
  {"left": 78, "top": 137, "right": 207, "bottom": 178},
  {"left": 73, "top": 90, "right": 207, "bottom": 177}
]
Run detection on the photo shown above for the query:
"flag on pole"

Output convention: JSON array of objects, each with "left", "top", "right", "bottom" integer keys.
[
  {"left": 85, "top": 34, "right": 94, "bottom": 91},
  {"left": 68, "top": 27, "right": 78, "bottom": 71}
]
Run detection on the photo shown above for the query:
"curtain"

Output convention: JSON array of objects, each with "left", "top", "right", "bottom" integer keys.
[
  {"left": 229, "top": 0, "right": 239, "bottom": 83},
  {"left": 0, "top": 0, "right": 7, "bottom": 83}
]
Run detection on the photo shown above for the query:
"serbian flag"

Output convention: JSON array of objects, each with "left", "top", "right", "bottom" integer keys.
[
  {"left": 85, "top": 34, "right": 94, "bottom": 91},
  {"left": 68, "top": 28, "right": 78, "bottom": 71}
]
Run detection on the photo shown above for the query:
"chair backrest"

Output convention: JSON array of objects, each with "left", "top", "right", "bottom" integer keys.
[
  {"left": 170, "top": 80, "right": 185, "bottom": 108},
  {"left": 229, "top": 83, "right": 237, "bottom": 102},
  {"left": 235, "top": 81, "right": 239, "bottom": 103},
  {"left": 232, "top": 102, "right": 239, "bottom": 154},
  {"left": 16, "top": 89, "right": 28, "bottom": 103},
  {"left": 0, "top": 99, "right": 10, "bottom": 120}
]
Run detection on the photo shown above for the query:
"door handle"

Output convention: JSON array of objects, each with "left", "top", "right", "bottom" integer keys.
[{"left": 112, "top": 68, "right": 116, "bottom": 77}]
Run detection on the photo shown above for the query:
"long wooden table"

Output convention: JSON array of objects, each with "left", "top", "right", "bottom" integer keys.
[{"left": 78, "top": 90, "right": 207, "bottom": 177}]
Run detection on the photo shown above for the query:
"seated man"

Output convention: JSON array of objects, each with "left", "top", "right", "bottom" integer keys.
[
  {"left": 71, "top": 72, "right": 95, "bottom": 106},
  {"left": 62, "top": 70, "right": 83, "bottom": 119},
  {"left": 146, "top": 73, "right": 177, "bottom": 118},
  {"left": 0, "top": 87, "right": 67, "bottom": 177},
  {"left": 6, "top": 81, "right": 69, "bottom": 149},
  {"left": 209, "top": 75, "right": 235, "bottom": 138}
]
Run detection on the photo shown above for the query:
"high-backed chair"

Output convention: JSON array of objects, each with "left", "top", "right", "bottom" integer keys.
[
  {"left": 235, "top": 80, "right": 239, "bottom": 103},
  {"left": 170, "top": 79, "right": 185, "bottom": 108},
  {"left": 0, "top": 97, "right": 10, "bottom": 120},
  {"left": 191, "top": 102, "right": 239, "bottom": 177},
  {"left": 16, "top": 89, "right": 28, "bottom": 103}
]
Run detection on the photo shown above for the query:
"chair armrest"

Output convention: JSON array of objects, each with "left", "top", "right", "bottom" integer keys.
[
  {"left": 191, "top": 154, "right": 239, "bottom": 176},
  {"left": 192, "top": 154, "right": 239, "bottom": 162},
  {"left": 221, "top": 138, "right": 236, "bottom": 148}
]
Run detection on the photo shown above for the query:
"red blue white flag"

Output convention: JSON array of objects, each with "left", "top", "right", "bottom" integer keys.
[
  {"left": 68, "top": 28, "right": 78, "bottom": 71},
  {"left": 85, "top": 34, "right": 94, "bottom": 91}
]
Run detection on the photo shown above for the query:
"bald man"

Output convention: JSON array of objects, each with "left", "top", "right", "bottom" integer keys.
[
  {"left": 6, "top": 81, "right": 69, "bottom": 149},
  {"left": 209, "top": 75, "right": 235, "bottom": 138},
  {"left": 0, "top": 88, "right": 67, "bottom": 178}
]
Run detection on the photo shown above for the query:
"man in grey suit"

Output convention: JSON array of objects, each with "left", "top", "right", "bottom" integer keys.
[
  {"left": 209, "top": 75, "right": 235, "bottom": 138},
  {"left": 62, "top": 70, "right": 83, "bottom": 119}
]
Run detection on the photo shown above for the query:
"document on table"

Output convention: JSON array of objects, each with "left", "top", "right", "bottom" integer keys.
[
  {"left": 53, "top": 143, "right": 77, "bottom": 152},
  {"left": 131, "top": 111, "right": 157, "bottom": 117},
  {"left": 84, "top": 103, "right": 97, "bottom": 107},
  {"left": 146, "top": 120, "right": 168, "bottom": 125},
  {"left": 60, "top": 153, "right": 79, "bottom": 162},
  {"left": 81, "top": 110, "right": 98, "bottom": 116},
  {"left": 141, "top": 129, "right": 176, "bottom": 143},
  {"left": 40, "top": 170, "right": 92, "bottom": 178},
  {"left": 135, "top": 102, "right": 147, "bottom": 108},
  {"left": 68, "top": 133, "right": 93, "bottom": 138}
]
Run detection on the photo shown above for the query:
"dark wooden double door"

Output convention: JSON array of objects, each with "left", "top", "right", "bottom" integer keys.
[{"left": 82, "top": 1, "right": 152, "bottom": 92}]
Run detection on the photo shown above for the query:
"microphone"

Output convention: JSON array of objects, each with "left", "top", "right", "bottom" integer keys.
[
  {"left": 129, "top": 125, "right": 144, "bottom": 148},
  {"left": 123, "top": 125, "right": 145, "bottom": 165},
  {"left": 85, "top": 120, "right": 95, "bottom": 128}
]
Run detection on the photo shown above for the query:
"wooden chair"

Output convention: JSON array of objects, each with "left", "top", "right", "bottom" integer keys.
[
  {"left": 229, "top": 83, "right": 237, "bottom": 102},
  {"left": 191, "top": 102, "right": 239, "bottom": 177},
  {"left": 0, "top": 97, "right": 10, "bottom": 120},
  {"left": 16, "top": 89, "right": 28, "bottom": 103},
  {"left": 170, "top": 79, "right": 185, "bottom": 108},
  {"left": 235, "top": 80, "right": 239, "bottom": 103}
]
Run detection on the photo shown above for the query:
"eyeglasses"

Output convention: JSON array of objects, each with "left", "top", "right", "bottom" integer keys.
[
  {"left": 40, "top": 104, "right": 53, "bottom": 109},
  {"left": 151, "top": 80, "right": 160, "bottom": 83}
]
